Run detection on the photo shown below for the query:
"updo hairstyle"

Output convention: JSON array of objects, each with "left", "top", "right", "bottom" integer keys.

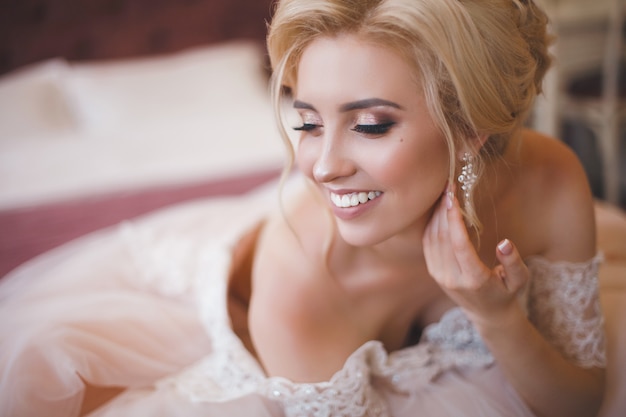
[{"left": 267, "top": 0, "right": 552, "bottom": 230}]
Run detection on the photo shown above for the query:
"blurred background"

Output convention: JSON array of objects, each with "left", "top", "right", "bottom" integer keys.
[
  {"left": 0, "top": 0, "right": 272, "bottom": 74},
  {"left": 0, "top": 0, "right": 285, "bottom": 275},
  {"left": 534, "top": 0, "right": 625, "bottom": 209},
  {"left": 0, "top": 0, "right": 624, "bottom": 276}
]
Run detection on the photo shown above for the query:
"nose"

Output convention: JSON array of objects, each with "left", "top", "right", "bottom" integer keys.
[{"left": 312, "top": 133, "right": 356, "bottom": 183}]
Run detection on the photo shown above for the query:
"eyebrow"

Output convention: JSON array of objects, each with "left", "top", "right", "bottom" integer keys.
[{"left": 293, "top": 98, "right": 404, "bottom": 112}]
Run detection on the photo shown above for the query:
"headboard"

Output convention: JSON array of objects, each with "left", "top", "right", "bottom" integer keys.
[{"left": 0, "top": 0, "right": 275, "bottom": 75}]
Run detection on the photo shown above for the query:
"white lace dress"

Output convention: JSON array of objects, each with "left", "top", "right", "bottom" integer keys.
[{"left": 0, "top": 179, "right": 606, "bottom": 417}]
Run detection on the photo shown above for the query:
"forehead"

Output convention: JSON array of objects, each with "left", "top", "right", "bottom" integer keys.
[{"left": 295, "top": 35, "right": 420, "bottom": 104}]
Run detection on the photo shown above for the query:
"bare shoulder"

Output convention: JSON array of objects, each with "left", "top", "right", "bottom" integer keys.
[
  {"left": 252, "top": 184, "right": 329, "bottom": 289},
  {"left": 250, "top": 194, "right": 326, "bottom": 329},
  {"left": 249, "top": 186, "right": 357, "bottom": 379},
  {"left": 512, "top": 129, "right": 596, "bottom": 261}
]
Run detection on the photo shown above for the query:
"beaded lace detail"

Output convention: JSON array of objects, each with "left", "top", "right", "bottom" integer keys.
[
  {"left": 526, "top": 255, "right": 606, "bottom": 368},
  {"left": 126, "top": 224, "right": 605, "bottom": 417}
]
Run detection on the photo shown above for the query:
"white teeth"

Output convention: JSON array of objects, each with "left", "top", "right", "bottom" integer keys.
[{"left": 330, "top": 191, "right": 381, "bottom": 208}]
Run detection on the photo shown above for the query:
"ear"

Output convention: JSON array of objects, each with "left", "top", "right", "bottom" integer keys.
[
  {"left": 456, "top": 133, "right": 489, "bottom": 160},
  {"left": 475, "top": 132, "right": 489, "bottom": 148}
]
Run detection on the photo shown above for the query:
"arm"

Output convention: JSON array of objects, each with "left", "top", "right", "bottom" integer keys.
[
  {"left": 423, "top": 189, "right": 605, "bottom": 417},
  {"left": 480, "top": 246, "right": 605, "bottom": 417}
]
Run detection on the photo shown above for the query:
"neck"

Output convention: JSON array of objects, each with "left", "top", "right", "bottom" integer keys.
[
  {"left": 369, "top": 223, "right": 427, "bottom": 266},
  {"left": 330, "top": 207, "right": 432, "bottom": 277}
]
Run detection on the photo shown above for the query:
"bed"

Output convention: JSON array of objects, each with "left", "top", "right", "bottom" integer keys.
[
  {"left": 0, "top": 0, "right": 624, "bottom": 415},
  {"left": 0, "top": 0, "right": 283, "bottom": 276}
]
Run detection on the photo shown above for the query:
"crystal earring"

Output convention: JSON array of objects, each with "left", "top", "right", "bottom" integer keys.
[{"left": 457, "top": 152, "right": 477, "bottom": 209}]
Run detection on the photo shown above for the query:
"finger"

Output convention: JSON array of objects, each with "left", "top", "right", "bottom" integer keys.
[
  {"left": 495, "top": 239, "right": 529, "bottom": 293},
  {"left": 423, "top": 192, "right": 444, "bottom": 247},
  {"left": 423, "top": 192, "right": 447, "bottom": 273},
  {"left": 424, "top": 191, "right": 461, "bottom": 283},
  {"left": 447, "top": 194, "right": 489, "bottom": 281},
  {"left": 432, "top": 191, "right": 463, "bottom": 285}
]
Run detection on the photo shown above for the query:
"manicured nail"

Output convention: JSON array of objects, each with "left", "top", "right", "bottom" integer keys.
[
  {"left": 497, "top": 239, "right": 513, "bottom": 255},
  {"left": 446, "top": 191, "right": 454, "bottom": 210}
]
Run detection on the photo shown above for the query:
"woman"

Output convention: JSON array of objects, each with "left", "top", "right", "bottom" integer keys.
[{"left": 0, "top": 0, "right": 606, "bottom": 416}]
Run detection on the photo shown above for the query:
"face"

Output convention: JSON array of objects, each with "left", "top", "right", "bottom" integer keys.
[{"left": 294, "top": 35, "right": 450, "bottom": 247}]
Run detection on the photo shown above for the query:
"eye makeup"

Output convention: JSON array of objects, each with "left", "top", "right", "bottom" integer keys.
[
  {"left": 351, "top": 121, "right": 396, "bottom": 135},
  {"left": 293, "top": 123, "right": 319, "bottom": 132},
  {"left": 291, "top": 98, "right": 401, "bottom": 136},
  {"left": 350, "top": 112, "right": 397, "bottom": 135},
  {"left": 294, "top": 121, "right": 396, "bottom": 135},
  {"left": 293, "top": 110, "right": 323, "bottom": 132}
]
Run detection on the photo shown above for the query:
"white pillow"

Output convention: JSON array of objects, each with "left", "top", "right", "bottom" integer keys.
[
  {"left": 0, "top": 59, "right": 78, "bottom": 141},
  {"left": 64, "top": 41, "right": 270, "bottom": 131}
]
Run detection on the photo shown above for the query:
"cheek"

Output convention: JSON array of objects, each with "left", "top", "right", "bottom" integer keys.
[
  {"left": 295, "top": 139, "right": 316, "bottom": 177},
  {"left": 375, "top": 138, "right": 450, "bottom": 186}
]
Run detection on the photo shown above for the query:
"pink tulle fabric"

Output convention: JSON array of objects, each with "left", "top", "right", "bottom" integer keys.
[{"left": 0, "top": 179, "right": 605, "bottom": 417}]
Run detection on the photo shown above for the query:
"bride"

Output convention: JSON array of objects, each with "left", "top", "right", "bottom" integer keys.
[{"left": 0, "top": 1, "right": 606, "bottom": 416}]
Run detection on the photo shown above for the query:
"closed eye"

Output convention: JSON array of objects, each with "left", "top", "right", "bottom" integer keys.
[
  {"left": 351, "top": 122, "right": 396, "bottom": 135},
  {"left": 293, "top": 123, "right": 320, "bottom": 132}
]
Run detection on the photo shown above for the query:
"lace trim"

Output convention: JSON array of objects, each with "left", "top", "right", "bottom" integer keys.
[
  {"left": 164, "top": 299, "right": 492, "bottom": 417},
  {"left": 526, "top": 255, "right": 606, "bottom": 368},
  {"left": 263, "top": 344, "right": 389, "bottom": 417},
  {"left": 260, "top": 310, "right": 493, "bottom": 417},
  {"left": 142, "top": 232, "right": 605, "bottom": 416}
]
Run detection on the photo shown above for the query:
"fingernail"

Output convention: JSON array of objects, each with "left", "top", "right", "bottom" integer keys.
[
  {"left": 497, "top": 239, "right": 513, "bottom": 255},
  {"left": 446, "top": 191, "right": 454, "bottom": 210}
]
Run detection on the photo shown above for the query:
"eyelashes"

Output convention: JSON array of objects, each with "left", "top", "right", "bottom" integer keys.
[
  {"left": 293, "top": 121, "right": 396, "bottom": 135},
  {"left": 351, "top": 122, "right": 395, "bottom": 135},
  {"left": 293, "top": 123, "right": 318, "bottom": 132}
]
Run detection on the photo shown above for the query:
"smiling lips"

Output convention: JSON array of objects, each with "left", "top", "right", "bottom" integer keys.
[{"left": 330, "top": 191, "right": 382, "bottom": 208}]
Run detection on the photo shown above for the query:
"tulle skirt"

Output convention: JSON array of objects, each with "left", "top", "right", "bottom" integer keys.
[{"left": 0, "top": 180, "right": 535, "bottom": 417}]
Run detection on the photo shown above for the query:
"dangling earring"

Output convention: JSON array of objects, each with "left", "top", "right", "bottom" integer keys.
[{"left": 458, "top": 152, "right": 477, "bottom": 211}]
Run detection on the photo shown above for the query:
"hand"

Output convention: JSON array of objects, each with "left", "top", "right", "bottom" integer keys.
[{"left": 422, "top": 187, "right": 530, "bottom": 330}]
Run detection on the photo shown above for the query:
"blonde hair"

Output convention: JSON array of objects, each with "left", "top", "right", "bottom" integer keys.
[{"left": 267, "top": 0, "right": 552, "bottom": 231}]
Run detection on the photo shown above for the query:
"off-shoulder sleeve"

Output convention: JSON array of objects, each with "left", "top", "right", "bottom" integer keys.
[{"left": 526, "top": 255, "right": 606, "bottom": 368}]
